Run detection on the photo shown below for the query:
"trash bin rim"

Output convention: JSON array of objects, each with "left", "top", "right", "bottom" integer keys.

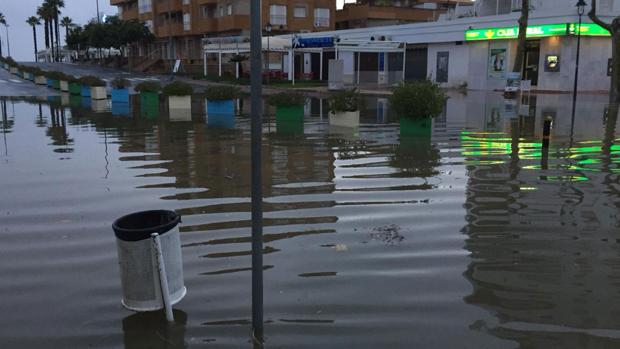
[{"left": 113, "top": 210, "right": 181, "bottom": 242}]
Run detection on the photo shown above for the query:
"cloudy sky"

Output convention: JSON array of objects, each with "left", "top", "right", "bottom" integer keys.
[{"left": 1, "top": 0, "right": 352, "bottom": 61}]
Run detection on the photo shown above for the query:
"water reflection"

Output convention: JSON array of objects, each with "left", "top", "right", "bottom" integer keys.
[
  {"left": 122, "top": 310, "right": 188, "bottom": 349},
  {"left": 463, "top": 101, "right": 620, "bottom": 345}
]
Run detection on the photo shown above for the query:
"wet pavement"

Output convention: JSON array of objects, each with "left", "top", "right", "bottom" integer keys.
[{"left": 1, "top": 88, "right": 620, "bottom": 348}]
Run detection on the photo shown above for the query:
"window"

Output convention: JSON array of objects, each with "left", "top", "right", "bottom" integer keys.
[
  {"left": 270, "top": 5, "right": 287, "bottom": 25},
  {"left": 201, "top": 4, "right": 216, "bottom": 18},
  {"left": 294, "top": 6, "right": 307, "bottom": 18},
  {"left": 138, "top": 0, "right": 152, "bottom": 14},
  {"left": 183, "top": 13, "right": 190, "bottom": 31},
  {"left": 182, "top": 0, "right": 190, "bottom": 4},
  {"left": 314, "top": 8, "right": 329, "bottom": 27},
  {"left": 227, "top": 4, "right": 233, "bottom": 15}
]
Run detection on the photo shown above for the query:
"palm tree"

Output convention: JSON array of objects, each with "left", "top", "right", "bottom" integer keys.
[
  {"left": 27, "top": 16, "right": 41, "bottom": 62},
  {"left": 60, "top": 16, "right": 73, "bottom": 43},
  {"left": 46, "top": 0, "right": 65, "bottom": 62},
  {"left": 0, "top": 12, "right": 8, "bottom": 58},
  {"left": 37, "top": 4, "right": 54, "bottom": 61},
  {"left": 0, "top": 13, "right": 4, "bottom": 57}
]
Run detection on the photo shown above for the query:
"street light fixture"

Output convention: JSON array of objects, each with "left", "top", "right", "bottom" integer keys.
[
  {"left": 265, "top": 22, "right": 272, "bottom": 85},
  {"left": 571, "top": 0, "right": 587, "bottom": 121}
]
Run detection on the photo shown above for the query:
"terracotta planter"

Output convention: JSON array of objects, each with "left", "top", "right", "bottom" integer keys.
[
  {"left": 328, "top": 110, "right": 360, "bottom": 128},
  {"left": 90, "top": 86, "right": 108, "bottom": 100}
]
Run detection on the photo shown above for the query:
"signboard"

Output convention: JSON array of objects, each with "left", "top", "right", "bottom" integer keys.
[
  {"left": 173, "top": 59, "right": 181, "bottom": 73},
  {"left": 466, "top": 24, "right": 568, "bottom": 41},
  {"left": 466, "top": 23, "right": 611, "bottom": 41},
  {"left": 292, "top": 36, "right": 334, "bottom": 48},
  {"left": 488, "top": 43, "right": 507, "bottom": 78},
  {"left": 568, "top": 23, "right": 611, "bottom": 36}
]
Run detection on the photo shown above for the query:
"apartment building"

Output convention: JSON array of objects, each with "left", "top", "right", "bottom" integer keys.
[
  {"left": 336, "top": 0, "right": 474, "bottom": 30},
  {"left": 110, "top": 0, "right": 335, "bottom": 63}
]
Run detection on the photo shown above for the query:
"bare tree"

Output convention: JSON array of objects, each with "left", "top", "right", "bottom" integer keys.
[
  {"left": 589, "top": 0, "right": 620, "bottom": 102},
  {"left": 513, "top": 0, "right": 530, "bottom": 73}
]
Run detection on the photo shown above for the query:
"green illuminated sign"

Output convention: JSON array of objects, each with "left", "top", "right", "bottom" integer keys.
[
  {"left": 568, "top": 23, "right": 611, "bottom": 36},
  {"left": 465, "top": 23, "right": 610, "bottom": 41}
]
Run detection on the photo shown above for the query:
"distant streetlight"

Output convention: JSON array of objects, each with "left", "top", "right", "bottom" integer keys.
[
  {"left": 265, "top": 22, "right": 272, "bottom": 85},
  {"left": 571, "top": 0, "right": 587, "bottom": 117}
]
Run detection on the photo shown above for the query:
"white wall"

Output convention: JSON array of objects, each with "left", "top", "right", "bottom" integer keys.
[{"left": 427, "top": 43, "right": 469, "bottom": 88}]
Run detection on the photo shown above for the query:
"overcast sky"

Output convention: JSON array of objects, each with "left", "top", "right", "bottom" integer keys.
[{"left": 1, "top": 0, "right": 352, "bottom": 61}]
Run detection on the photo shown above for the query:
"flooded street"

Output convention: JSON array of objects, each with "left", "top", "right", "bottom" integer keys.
[{"left": 2, "top": 91, "right": 620, "bottom": 348}]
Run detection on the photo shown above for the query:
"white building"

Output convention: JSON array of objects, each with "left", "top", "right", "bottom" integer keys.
[{"left": 203, "top": 0, "right": 620, "bottom": 93}]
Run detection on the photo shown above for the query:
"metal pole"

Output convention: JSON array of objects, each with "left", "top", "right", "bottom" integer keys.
[
  {"left": 267, "top": 35, "right": 270, "bottom": 84},
  {"left": 320, "top": 49, "right": 323, "bottom": 81},
  {"left": 357, "top": 51, "right": 361, "bottom": 85},
  {"left": 571, "top": 12, "right": 583, "bottom": 121},
  {"left": 249, "top": 0, "right": 264, "bottom": 343},
  {"left": 151, "top": 233, "right": 175, "bottom": 323},
  {"left": 96, "top": 0, "right": 101, "bottom": 23},
  {"left": 402, "top": 48, "right": 407, "bottom": 81}
]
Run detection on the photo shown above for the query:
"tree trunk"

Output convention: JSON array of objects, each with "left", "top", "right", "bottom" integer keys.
[
  {"left": 513, "top": 0, "right": 529, "bottom": 73},
  {"left": 611, "top": 20, "right": 620, "bottom": 103},
  {"left": 33, "top": 26, "right": 38, "bottom": 62},
  {"left": 49, "top": 20, "right": 54, "bottom": 61},
  {"left": 55, "top": 14, "right": 60, "bottom": 62},
  {"left": 44, "top": 20, "right": 49, "bottom": 49}
]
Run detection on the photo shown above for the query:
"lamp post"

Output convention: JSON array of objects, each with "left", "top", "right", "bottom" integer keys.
[
  {"left": 265, "top": 22, "right": 272, "bottom": 85},
  {"left": 571, "top": 0, "right": 587, "bottom": 120},
  {"left": 96, "top": 0, "right": 101, "bottom": 23}
]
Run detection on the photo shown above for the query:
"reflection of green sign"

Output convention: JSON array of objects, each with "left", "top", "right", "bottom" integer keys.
[
  {"left": 568, "top": 23, "right": 611, "bottom": 36},
  {"left": 465, "top": 23, "right": 610, "bottom": 41}
]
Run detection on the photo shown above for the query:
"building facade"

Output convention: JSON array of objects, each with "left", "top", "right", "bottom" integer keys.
[
  {"left": 110, "top": 0, "right": 335, "bottom": 64},
  {"left": 336, "top": 0, "right": 474, "bottom": 30},
  {"left": 258, "top": 0, "right": 620, "bottom": 92}
]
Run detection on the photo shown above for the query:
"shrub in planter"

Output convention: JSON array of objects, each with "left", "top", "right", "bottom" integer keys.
[
  {"left": 80, "top": 75, "right": 107, "bottom": 100},
  {"left": 327, "top": 88, "right": 361, "bottom": 128},
  {"left": 204, "top": 85, "right": 240, "bottom": 119},
  {"left": 111, "top": 77, "right": 130, "bottom": 103},
  {"left": 268, "top": 92, "right": 306, "bottom": 127},
  {"left": 163, "top": 81, "right": 193, "bottom": 110},
  {"left": 32, "top": 68, "right": 46, "bottom": 85},
  {"left": 59, "top": 74, "right": 75, "bottom": 93},
  {"left": 388, "top": 80, "right": 446, "bottom": 137},
  {"left": 45, "top": 71, "right": 64, "bottom": 89},
  {"left": 135, "top": 81, "right": 161, "bottom": 113}
]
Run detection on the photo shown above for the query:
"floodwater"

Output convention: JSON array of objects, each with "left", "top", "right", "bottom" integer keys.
[{"left": 2, "top": 91, "right": 620, "bottom": 348}]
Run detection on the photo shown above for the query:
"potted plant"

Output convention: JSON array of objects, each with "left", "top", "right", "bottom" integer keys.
[
  {"left": 46, "top": 71, "right": 63, "bottom": 90},
  {"left": 163, "top": 81, "right": 193, "bottom": 110},
  {"left": 68, "top": 75, "right": 81, "bottom": 95},
  {"left": 111, "top": 77, "right": 130, "bottom": 104},
  {"left": 59, "top": 74, "right": 73, "bottom": 93},
  {"left": 268, "top": 92, "right": 306, "bottom": 120},
  {"left": 327, "top": 89, "right": 361, "bottom": 128},
  {"left": 135, "top": 81, "right": 161, "bottom": 111},
  {"left": 204, "top": 85, "right": 239, "bottom": 115},
  {"left": 33, "top": 68, "right": 47, "bottom": 85},
  {"left": 389, "top": 80, "right": 446, "bottom": 138},
  {"left": 80, "top": 75, "right": 107, "bottom": 100}
]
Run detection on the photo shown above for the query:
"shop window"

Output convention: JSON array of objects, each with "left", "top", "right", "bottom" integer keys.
[
  {"left": 183, "top": 13, "right": 190, "bottom": 31},
  {"left": 138, "top": 0, "right": 152, "bottom": 14}
]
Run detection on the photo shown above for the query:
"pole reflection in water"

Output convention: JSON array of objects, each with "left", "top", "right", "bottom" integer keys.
[{"left": 122, "top": 310, "right": 188, "bottom": 349}]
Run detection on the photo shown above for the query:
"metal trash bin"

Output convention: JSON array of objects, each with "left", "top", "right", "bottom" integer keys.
[{"left": 113, "top": 210, "right": 186, "bottom": 312}]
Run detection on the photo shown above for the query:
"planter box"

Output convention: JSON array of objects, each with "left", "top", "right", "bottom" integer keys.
[
  {"left": 112, "top": 102, "right": 130, "bottom": 116},
  {"left": 91, "top": 86, "right": 107, "bottom": 100},
  {"left": 61, "top": 93, "right": 70, "bottom": 107},
  {"left": 70, "top": 95, "right": 82, "bottom": 108},
  {"left": 207, "top": 113, "right": 235, "bottom": 128},
  {"left": 81, "top": 97, "right": 92, "bottom": 109},
  {"left": 9, "top": 67, "right": 18, "bottom": 74},
  {"left": 91, "top": 99, "right": 110, "bottom": 113},
  {"left": 140, "top": 92, "right": 159, "bottom": 119},
  {"left": 46, "top": 78, "right": 54, "bottom": 88},
  {"left": 206, "top": 99, "right": 234, "bottom": 115},
  {"left": 400, "top": 117, "right": 432, "bottom": 138},
  {"left": 168, "top": 95, "right": 191, "bottom": 110},
  {"left": 48, "top": 79, "right": 60, "bottom": 89},
  {"left": 275, "top": 105, "right": 304, "bottom": 122},
  {"left": 81, "top": 85, "right": 91, "bottom": 97},
  {"left": 328, "top": 110, "right": 360, "bottom": 128},
  {"left": 60, "top": 81, "right": 69, "bottom": 92},
  {"left": 69, "top": 82, "right": 81, "bottom": 95},
  {"left": 111, "top": 88, "right": 130, "bottom": 104},
  {"left": 26, "top": 73, "right": 34, "bottom": 81},
  {"left": 35, "top": 75, "right": 47, "bottom": 85}
]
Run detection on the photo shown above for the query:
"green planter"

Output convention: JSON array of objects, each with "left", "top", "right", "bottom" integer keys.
[
  {"left": 400, "top": 117, "right": 432, "bottom": 138},
  {"left": 52, "top": 79, "right": 61, "bottom": 90},
  {"left": 69, "top": 82, "right": 81, "bottom": 95},
  {"left": 275, "top": 105, "right": 304, "bottom": 122},
  {"left": 140, "top": 92, "right": 159, "bottom": 119}
]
